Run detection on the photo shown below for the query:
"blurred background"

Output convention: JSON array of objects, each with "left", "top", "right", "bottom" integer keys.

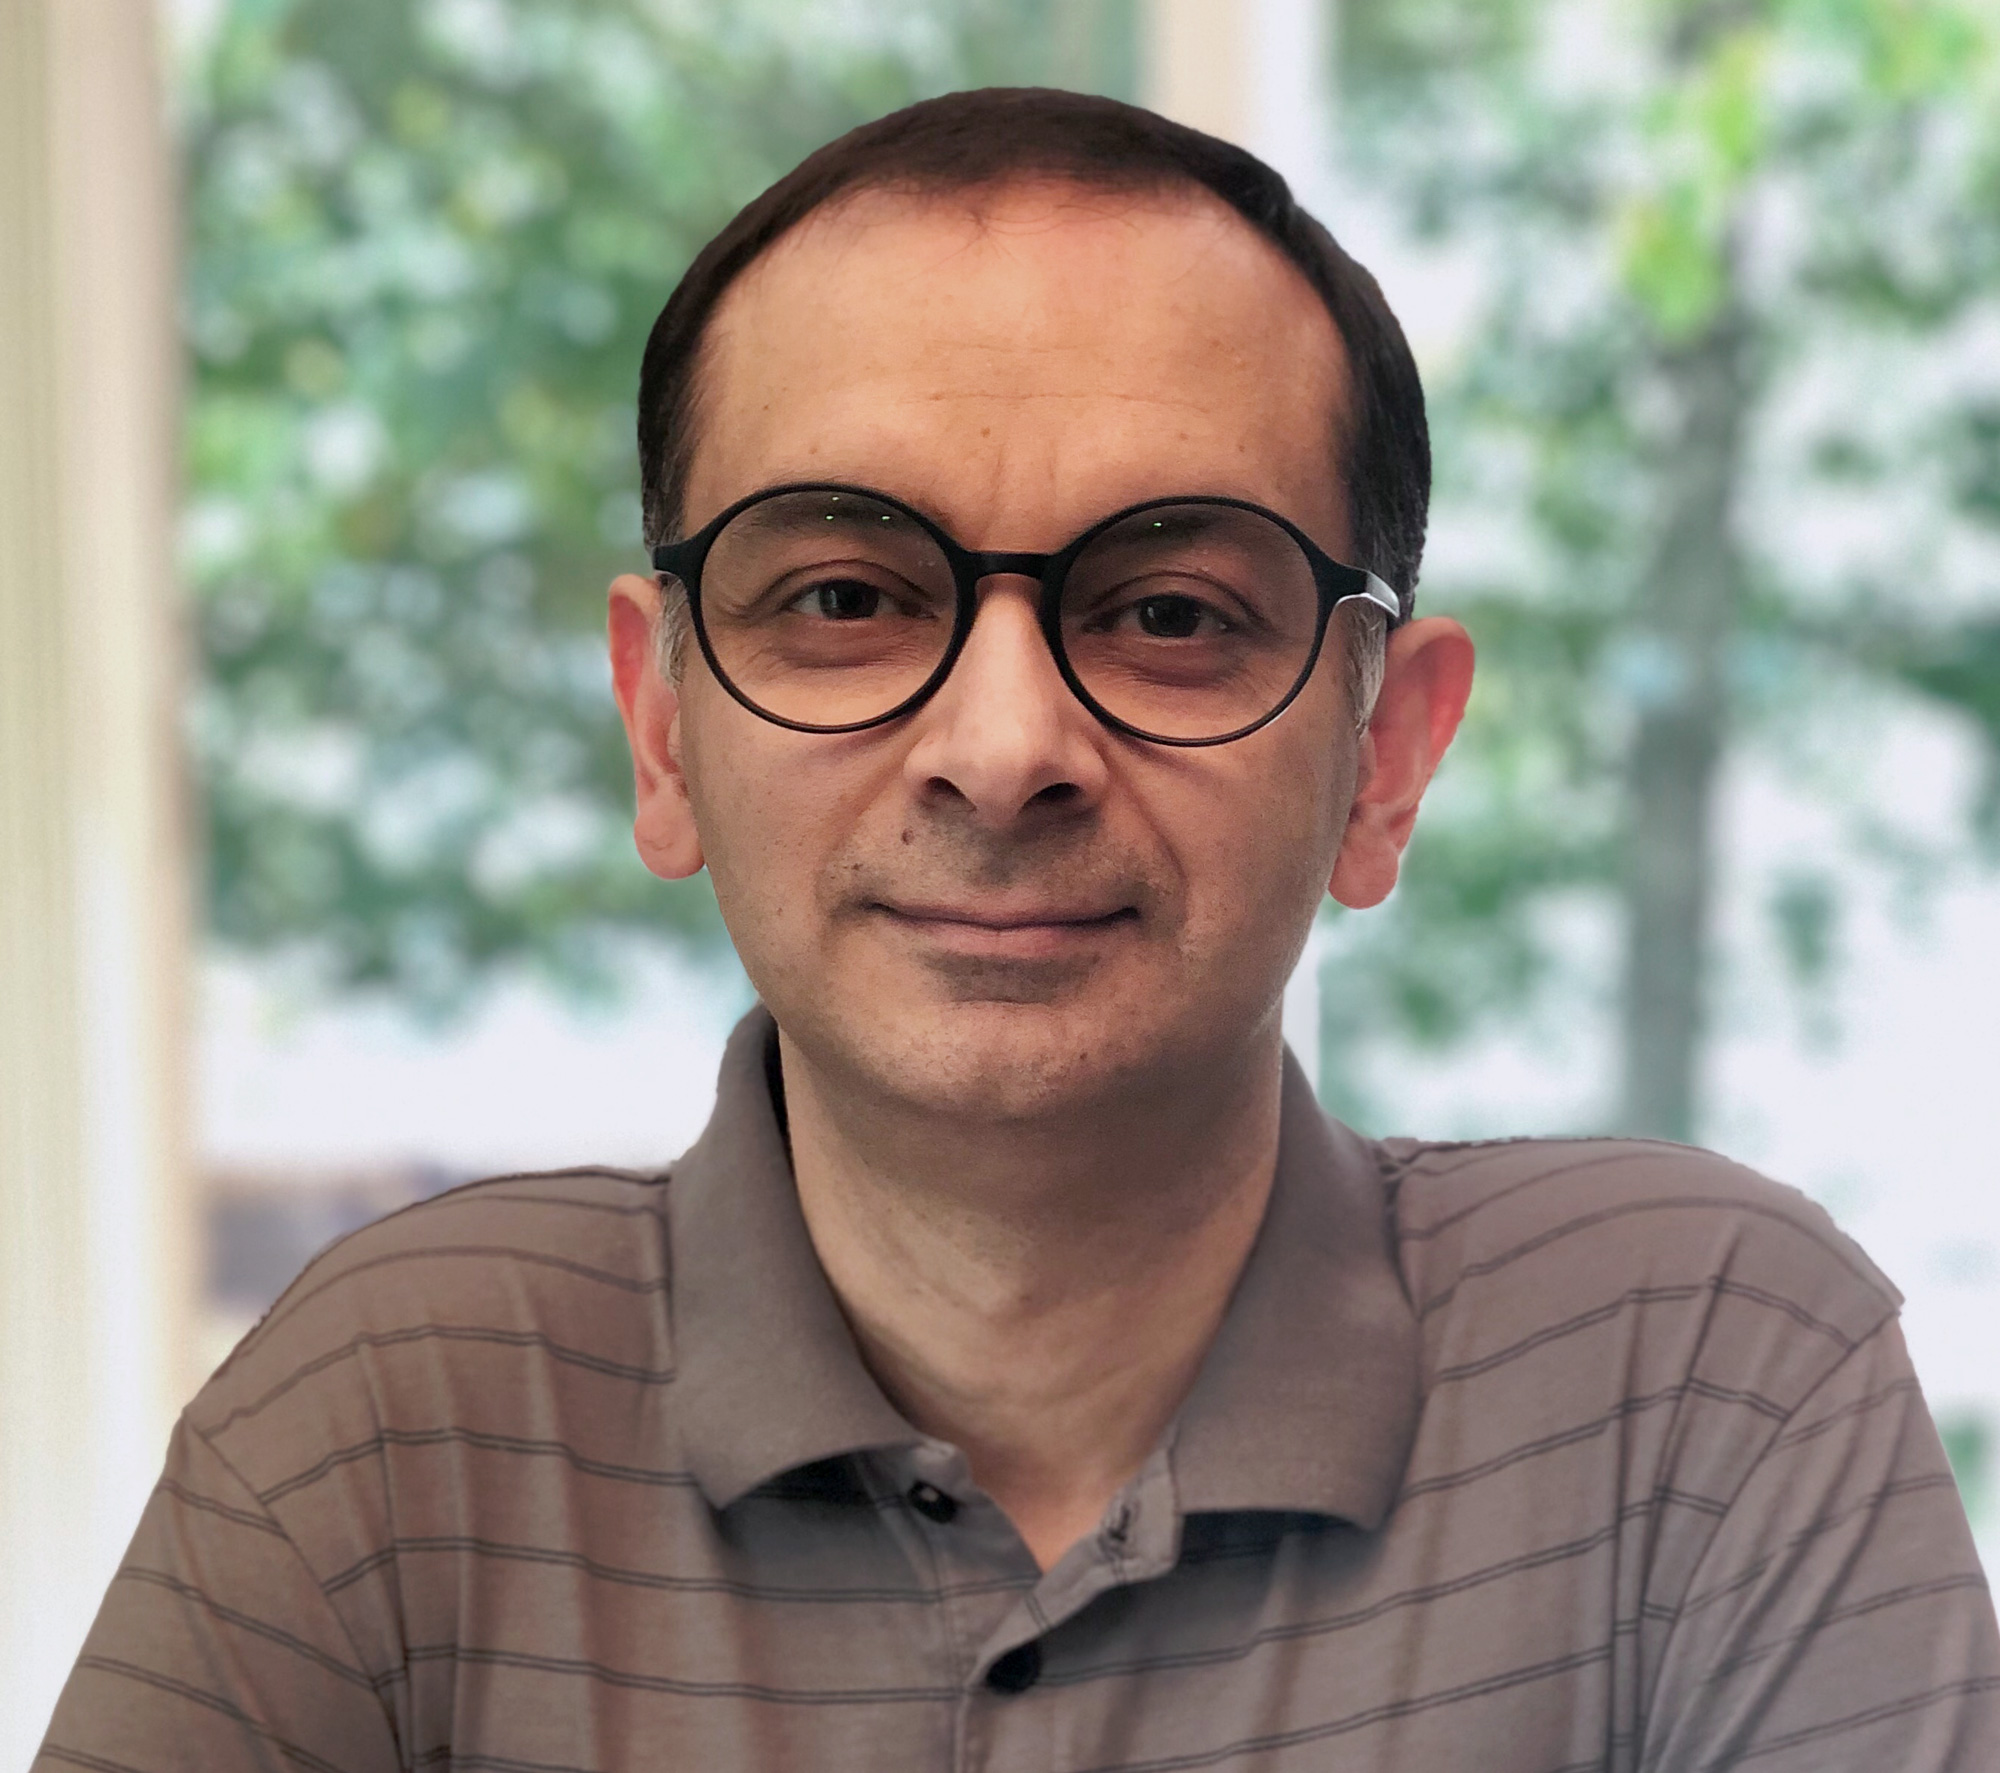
[{"left": 5, "top": 0, "right": 1999, "bottom": 1750}]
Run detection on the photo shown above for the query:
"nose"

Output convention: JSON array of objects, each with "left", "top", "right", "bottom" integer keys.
[{"left": 901, "top": 579, "right": 1109, "bottom": 827}]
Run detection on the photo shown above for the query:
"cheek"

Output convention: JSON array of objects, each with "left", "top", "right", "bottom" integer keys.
[
  {"left": 1155, "top": 755, "right": 1346, "bottom": 963},
  {"left": 1209, "top": 714, "right": 1354, "bottom": 876},
  {"left": 677, "top": 701, "right": 881, "bottom": 938},
  {"left": 677, "top": 705, "right": 796, "bottom": 918}
]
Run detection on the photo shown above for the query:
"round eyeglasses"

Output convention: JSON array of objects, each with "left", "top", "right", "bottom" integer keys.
[{"left": 650, "top": 483, "right": 1402, "bottom": 747}]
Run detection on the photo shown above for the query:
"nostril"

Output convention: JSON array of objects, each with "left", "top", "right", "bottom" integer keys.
[{"left": 1032, "top": 782, "right": 1081, "bottom": 806}]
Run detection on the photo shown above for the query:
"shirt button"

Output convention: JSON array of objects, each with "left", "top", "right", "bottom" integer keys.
[
  {"left": 985, "top": 1640, "right": 1042, "bottom": 1694},
  {"left": 906, "top": 1480, "right": 958, "bottom": 1524}
]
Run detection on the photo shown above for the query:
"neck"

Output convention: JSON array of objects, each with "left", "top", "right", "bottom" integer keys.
[{"left": 779, "top": 1026, "right": 1284, "bottom": 1570}]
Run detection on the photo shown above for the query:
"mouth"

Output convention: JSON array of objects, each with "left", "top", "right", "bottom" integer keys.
[{"left": 870, "top": 899, "right": 1140, "bottom": 960}]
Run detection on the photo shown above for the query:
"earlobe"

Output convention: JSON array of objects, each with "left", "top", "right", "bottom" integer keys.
[
  {"left": 608, "top": 573, "right": 707, "bottom": 881},
  {"left": 1328, "top": 616, "right": 1475, "bottom": 911}
]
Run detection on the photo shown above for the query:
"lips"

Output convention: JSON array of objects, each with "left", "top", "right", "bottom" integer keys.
[
  {"left": 868, "top": 899, "right": 1141, "bottom": 967},
  {"left": 876, "top": 900, "right": 1137, "bottom": 930}
]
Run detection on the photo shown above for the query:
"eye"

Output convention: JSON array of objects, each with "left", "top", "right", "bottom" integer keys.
[
  {"left": 1082, "top": 584, "right": 1236, "bottom": 639},
  {"left": 1133, "top": 593, "right": 1220, "bottom": 639},
  {"left": 789, "top": 577, "right": 885, "bottom": 620}
]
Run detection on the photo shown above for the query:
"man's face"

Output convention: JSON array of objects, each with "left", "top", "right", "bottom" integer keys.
[{"left": 619, "top": 182, "right": 1388, "bottom": 1121}]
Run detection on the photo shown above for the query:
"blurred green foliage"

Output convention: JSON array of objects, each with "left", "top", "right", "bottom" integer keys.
[
  {"left": 1324, "top": 0, "right": 2000, "bottom": 1133},
  {"left": 179, "top": 0, "right": 1131, "bottom": 1010}
]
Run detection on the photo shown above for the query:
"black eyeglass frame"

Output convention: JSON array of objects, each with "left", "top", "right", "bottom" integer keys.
[{"left": 650, "top": 481, "right": 1403, "bottom": 748}]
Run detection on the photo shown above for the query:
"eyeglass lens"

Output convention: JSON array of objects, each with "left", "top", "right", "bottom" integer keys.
[{"left": 693, "top": 488, "right": 1324, "bottom": 742}]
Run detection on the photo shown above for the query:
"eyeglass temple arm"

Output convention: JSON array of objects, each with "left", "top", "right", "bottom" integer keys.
[{"left": 1338, "top": 570, "right": 1404, "bottom": 626}]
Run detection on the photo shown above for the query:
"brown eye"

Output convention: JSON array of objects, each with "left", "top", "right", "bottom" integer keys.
[
  {"left": 794, "top": 579, "right": 884, "bottom": 620},
  {"left": 1135, "top": 595, "right": 1212, "bottom": 638}
]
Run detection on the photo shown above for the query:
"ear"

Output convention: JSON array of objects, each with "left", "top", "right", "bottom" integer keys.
[
  {"left": 608, "top": 573, "right": 706, "bottom": 880},
  {"left": 1329, "top": 615, "right": 1475, "bottom": 910}
]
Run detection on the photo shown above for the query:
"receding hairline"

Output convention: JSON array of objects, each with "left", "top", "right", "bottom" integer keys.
[{"left": 679, "top": 170, "right": 1357, "bottom": 533}]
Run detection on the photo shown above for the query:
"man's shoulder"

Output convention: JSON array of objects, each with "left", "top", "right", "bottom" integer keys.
[
  {"left": 1377, "top": 1132, "right": 1902, "bottom": 1368},
  {"left": 186, "top": 1165, "right": 676, "bottom": 1469}
]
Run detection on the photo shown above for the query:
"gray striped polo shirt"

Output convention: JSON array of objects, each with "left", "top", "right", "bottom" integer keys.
[{"left": 37, "top": 1008, "right": 2000, "bottom": 1771}]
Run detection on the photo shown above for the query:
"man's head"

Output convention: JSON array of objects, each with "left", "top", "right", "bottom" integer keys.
[{"left": 609, "top": 89, "right": 1473, "bottom": 1127}]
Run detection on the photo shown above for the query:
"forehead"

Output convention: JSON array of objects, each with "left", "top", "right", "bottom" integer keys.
[{"left": 686, "top": 179, "right": 1351, "bottom": 546}]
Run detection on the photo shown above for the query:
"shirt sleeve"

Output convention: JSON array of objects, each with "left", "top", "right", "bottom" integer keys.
[
  {"left": 32, "top": 1414, "right": 404, "bottom": 1773},
  {"left": 1644, "top": 1315, "right": 2000, "bottom": 1771}
]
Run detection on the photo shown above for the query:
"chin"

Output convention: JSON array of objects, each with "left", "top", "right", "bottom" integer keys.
[{"left": 836, "top": 993, "right": 1214, "bottom": 1125}]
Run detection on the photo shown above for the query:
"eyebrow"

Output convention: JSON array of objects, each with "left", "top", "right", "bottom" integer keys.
[
  {"left": 723, "top": 480, "right": 961, "bottom": 537},
  {"left": 729, "top": 494, "right": 923, "bottom": 540}
]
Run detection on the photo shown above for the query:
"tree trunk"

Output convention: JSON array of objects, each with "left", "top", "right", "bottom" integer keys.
[{"left": 1616, "top": 313, "right": 1746, "bottom": 1141}]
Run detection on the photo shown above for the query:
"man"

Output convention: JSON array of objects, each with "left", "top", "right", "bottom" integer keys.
[{"left": 38, "top": 88, "right": 1998, "bottom": 1772}]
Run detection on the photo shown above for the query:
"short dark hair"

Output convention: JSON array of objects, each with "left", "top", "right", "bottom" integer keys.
[{"left": 637, "top": 86, "right": 1429, "bottom": 614}]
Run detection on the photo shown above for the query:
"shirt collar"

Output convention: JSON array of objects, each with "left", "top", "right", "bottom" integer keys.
[
  {"left": 669, "top": 1007, "right": 1419, "bottom": 1527},
  {"left": 1168, "top": 1050, "right": 1420, "bottom": 1530},
  {"left": 669, "top": 1010, "right": 919, "bottom": 1509}
]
